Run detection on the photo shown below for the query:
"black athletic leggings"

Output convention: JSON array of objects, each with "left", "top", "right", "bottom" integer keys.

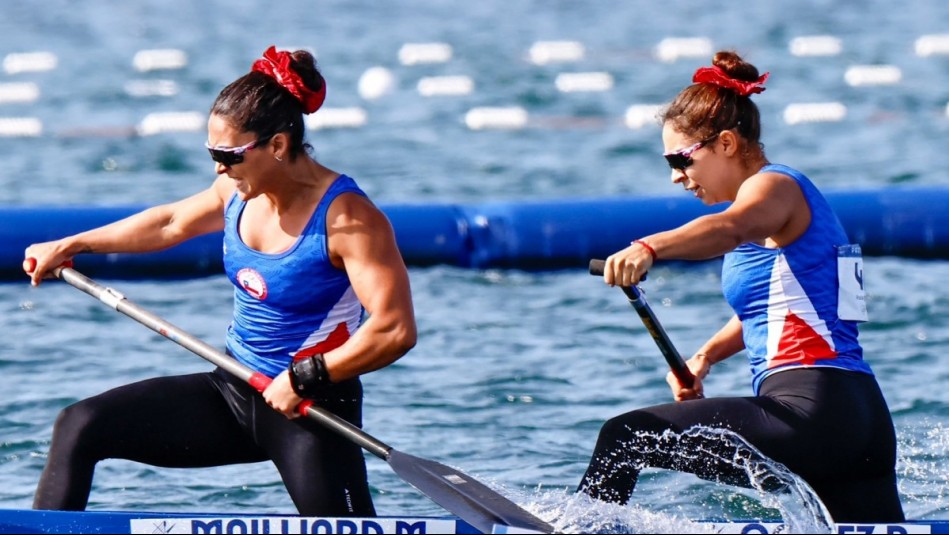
[
  {"left": 577, "top": 368, "right": 904, "bottom": 523},
  {"left": 33, "top": 367, "right": 375, "bottom": 516}
]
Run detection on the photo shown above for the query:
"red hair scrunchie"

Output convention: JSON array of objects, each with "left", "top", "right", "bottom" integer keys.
[
  {"left": 252, "top": 45, "right": 326, "bottom": 114},
  {"left": 692, "top": 65, "right": 769, "bottom": 97}
]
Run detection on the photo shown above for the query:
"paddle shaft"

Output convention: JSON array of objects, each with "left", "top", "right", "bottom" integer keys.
[
  {"left": 55, "top": 267, "right": 391, "bottom": 460},
  {"left": 588, "top": 259, "right": 695, "bottom": 388},
  {"left": 53, "top": 266, "right": 554, "bottom": 534}
]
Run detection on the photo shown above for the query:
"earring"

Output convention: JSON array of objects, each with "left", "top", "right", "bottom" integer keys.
[{"left": 275, "top": 156, "right": 283, "bottom": 162}]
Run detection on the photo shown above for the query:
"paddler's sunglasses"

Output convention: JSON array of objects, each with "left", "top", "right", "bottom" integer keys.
[
  {"left": 205, "top": 135, "right": 273, "bottom": 167},
  {"left": 663, "top": 134, "right": 719, "bottom": 170}
]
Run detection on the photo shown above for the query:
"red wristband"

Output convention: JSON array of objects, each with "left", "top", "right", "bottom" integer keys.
[{"left": 633, "top": 239, "right": 658, "bottom": 261}]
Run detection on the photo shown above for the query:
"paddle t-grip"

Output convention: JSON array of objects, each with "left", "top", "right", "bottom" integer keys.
[
  {"left": 588, "top": 258, "right": 646, "bottom": 281},
  {"left": 589, "top": 258, "right": 605, "bottom": 276}
]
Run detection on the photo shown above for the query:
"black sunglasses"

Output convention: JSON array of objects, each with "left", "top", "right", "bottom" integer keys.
[
  {"left": 205, "top": 135, "right": 273, "bottom": 167},
  {"left": 663, "top": 134, "right": 719, "bottom": 170}
]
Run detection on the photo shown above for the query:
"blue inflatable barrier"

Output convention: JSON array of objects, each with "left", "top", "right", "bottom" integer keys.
[
  {"left": 827, "top": 188, "right": 949, "bottom": 258},
  {"left": 459, "top": 195, "right": 719, "bottom": 269},
  {"left": 2, "top": 187, "right": 947, "bottom": 281}
]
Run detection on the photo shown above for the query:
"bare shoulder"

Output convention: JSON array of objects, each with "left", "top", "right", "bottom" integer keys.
[
  {"left": 326, "top": 191, "right": 391, "bottom": 230},
  {"left": 325, "top": 191, "right": 399, "bottom": 269},
  {"left": 210, "top": 175, "right": 238, "bottom": 205},
  {"left": 737, "top": 169, "right": 804, "bottom": 204},
  {"left": 745, "top": 169, "right": 800, "bottom": 189},
  {"left": 730, "top": 169, "right": 810, "bottom": 244}
]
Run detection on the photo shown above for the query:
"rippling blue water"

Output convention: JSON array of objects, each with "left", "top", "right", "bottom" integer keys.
[{"left": 1, "top": 1, "right": 948, "bottom": 532}]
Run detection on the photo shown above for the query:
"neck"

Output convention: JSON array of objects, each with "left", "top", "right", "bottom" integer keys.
[{"left": 264, "top": 157, "right": 338, "bottom": 215}]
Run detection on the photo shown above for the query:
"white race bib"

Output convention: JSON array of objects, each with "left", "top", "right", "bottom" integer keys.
[{"left": 837, "top": 244, "right": 868, "bottom": 322}]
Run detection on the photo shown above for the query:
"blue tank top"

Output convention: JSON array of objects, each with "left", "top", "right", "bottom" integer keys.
[
  {"left": 223, "top": 175, "right": 366, "bottom": 377},
  {"left": 721, "top": 164, "right": 873, "bottom": 394}
]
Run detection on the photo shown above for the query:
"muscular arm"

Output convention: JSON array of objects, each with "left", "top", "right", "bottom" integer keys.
[
  {"left": 24, "top": 177, "right": 234, "bottom": 286},
  {"left": 322, "top": 193, "right": 417, "bottom": 381},
  {"left": 262, "top": 191, "right": 417, "bottom": 418},
  {"left": 604, "top": 171, "right": 809, "bottom": 287},
  {"left": 655, "top": 171, "right": 808, "bottom": 259}
]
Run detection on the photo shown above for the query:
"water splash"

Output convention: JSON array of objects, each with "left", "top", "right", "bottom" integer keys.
[
  {"left": 684, "top": 427, "right": 833, "bottom": 532},
  {"left": 513, "top": 426, "right": 834, "bottom": 533}
]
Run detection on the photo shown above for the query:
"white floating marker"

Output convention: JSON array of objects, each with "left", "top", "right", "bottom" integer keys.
[
  {"left": 124, "top": 80, "right": 179, "bottom": 98},
  {"left": 304, "top": 107, "right": 368, "bottom": 130},
  {"left": 358, "top": 67, "right": 396, "bottom": 100},
  {"left": 132, "top": 49, "right": 188, "bottom": 72},
  {"left": 915, "top": 34, "right": 949, "bottom": 57},
  {"left": 464, "top": 106, "right": 528, "bottom": 130},
  {"left": 844, "top": 65, "right": 902, "bottom": 86},
  {"left": 417, "top": 75, "right": 474, "bottom": 97},
  {"left": 0, "top": 117, "right": 42, "bottom": 137},
  {"left": 555, "top": 72, "right": 614, "bottom": 93},
  {"left": 0, "top": 82, "right": 40, "bottom": 104},
  {"left": 625, "top": 104, "right": 663, "bottom": 129},
  {"left": 398, "top": 43, "right": 453, "bottom": 65},
  {"left": 655, "top": 37, "right": 713, "bottom": 63},
  {"left": 528, "top": 41, "right": 585, "bottom": 65},
  {"left": 3, "top": 51, "right": 58, "bottom": 74},
  {"left": 789, "top": 35, "right": 842, "bottom": 57},
  {"left": 783, "top": 102, "right": 847, "bottom": 125},
  {"left": 136, "top": 111, "right": 205, "bottom": 136}
]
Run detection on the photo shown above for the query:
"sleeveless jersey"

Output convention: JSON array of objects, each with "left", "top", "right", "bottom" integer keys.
[
  {"left": 721, "top": 164, "right": 873, "bottom": 394},
  {"left": 223, "top": 175, "right": 366, "bottom": 377}
]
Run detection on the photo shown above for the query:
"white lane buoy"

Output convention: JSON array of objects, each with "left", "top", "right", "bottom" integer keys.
[
  {"left": 304, "top": 107, "right": 368, "bottom": 130},
  {"left": 398, "top": 43, "right": 453, "bottom": 65},
  {"left": 528, "top": 41, "right": 585, "bottom": 65},
  {"left": 0, "top": 82, "right": 40, "bottom": 104},
  {"left": 844, "top": 65, "right": 902, "bottom": 87},
  {"left": 0, "top": 117, "right": 43, "bottom": 137},
  {"left": 915, "top": 34, "right": 949, "bottom": 57},
  {"left": 655, "top": 37, "right": 713, "bottom": 63},
  {"left": 358, "top": 67, "right": 396, "bottom": 100},
  {"left": 464, "top": 107, "right": 528, "bottom": 130},
  {"left": 417, "top": 75, "right": 474, "bottom": 97},
  {"left": 3, "top": 52, "right": 58, "bottom": 74},
  {"left": 132, "top": 49, "right": 188, "bottom": 72},
  {"left": 136, "top": 111, "right": 206, "bottom": 136},
  {"left": 789, "top": 35, "right": 843, "bottom": 57},
  {"left": 124, "top": 80, "right": 180, "bottom": 98},
  {"left": 624, "top": 104, "right": 663, "bottom": 129},
  {"left": 555, "top": 72, "right": 614, "bottom": 93},
  {"left": 783, "top": 102, "right": 847, "bottom": 125}
]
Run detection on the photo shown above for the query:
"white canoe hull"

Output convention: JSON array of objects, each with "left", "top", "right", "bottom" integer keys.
[{"left": 0, "top": 509, "right": 946, "bottom": 534}]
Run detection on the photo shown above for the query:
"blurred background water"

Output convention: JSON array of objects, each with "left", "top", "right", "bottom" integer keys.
[{"left": 1, "top": 1, "right": 948, "bottom": 532}]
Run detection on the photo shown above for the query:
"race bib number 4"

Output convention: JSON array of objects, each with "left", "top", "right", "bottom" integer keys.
[{"left": 837, "top": 244, "right": 868, "bottom": 322}]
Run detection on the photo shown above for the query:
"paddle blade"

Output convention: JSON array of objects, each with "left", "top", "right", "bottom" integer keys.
[{"left": 387, "top": 449, "right": 552, "bottom": 534}]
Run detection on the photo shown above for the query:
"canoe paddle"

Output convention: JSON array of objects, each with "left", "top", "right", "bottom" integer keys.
[
  {"left": 52, "top": 266, "right": 553, "bottom": 535},
  {"left": 588, "top": 259, "right": 695, "bottom": 388}
]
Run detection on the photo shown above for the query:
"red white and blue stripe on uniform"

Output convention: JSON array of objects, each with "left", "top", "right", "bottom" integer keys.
[
  {"left": 721, "top": 164, "right": 873, "bottom": 395},
  {"left": 222, "top": 175, "right": 367, "bottom": 378}
]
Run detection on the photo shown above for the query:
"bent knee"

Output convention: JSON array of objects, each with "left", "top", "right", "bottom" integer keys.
[
  {"left": 599, "top": 409, "right": 671, "bottom": 439},
  {"left": 51, "top": 400, "right": 111, "bottom": 449}
]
